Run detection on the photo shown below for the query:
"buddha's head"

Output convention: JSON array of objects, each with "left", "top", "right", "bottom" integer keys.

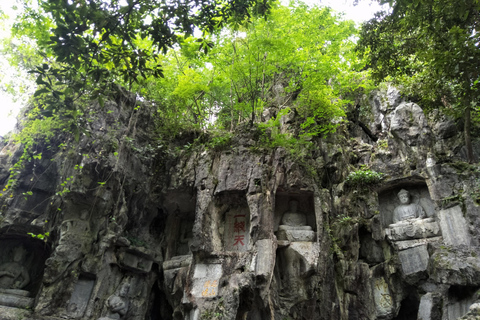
[
  {"left": 119, "top": 282, "right": 130, "bottom": 296},
  {"left": 288, "top": 200, "right": 299, "bottom": 212},
  {"left": 13, "top": 246, "right": 27, "bottom": 263},
  {"left": 397, "top": 189, "right": 410, "bottom": 205}
]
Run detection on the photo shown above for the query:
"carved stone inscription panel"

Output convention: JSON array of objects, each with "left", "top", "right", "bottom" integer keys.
[
  {"left": 67, "top": 275, "right": 95, "bottom": 318},
  {"left": 224, "top": 208, "right": 249, "bottom": 252},
  {"left": 215, "top": 192, "right": 251, "bottom": 252},
  {"left": 191, "top": 264, "right": 222, "bottom": 298}
]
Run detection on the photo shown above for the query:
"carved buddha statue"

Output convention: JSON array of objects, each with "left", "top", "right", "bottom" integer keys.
[
  {"left": 386, "top": 189, "right": 439, "bottom": 241},
  {"left": 0, "top": 246, "right": 30, "bottom": 290},
  {"left": 390, "top": 189, "right": 430, "bottom": 226},
  {"left": 278, "top": 200, "right": 312, "bottom": 231},
  {"left": 277, "top": 199, "right": 315, "bottom": 242},
  {"left": 98, "top": 282, "right": 130, "bottom": 320}
]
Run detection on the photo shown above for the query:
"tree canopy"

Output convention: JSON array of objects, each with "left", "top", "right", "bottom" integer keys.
[
  {"left": 2, "top": 0, "right": 370, "bottom": 146},
  {"left": 357, "top": 0, "right": 480, "bottom": 162},
  {"left": 7, "top": 0, "right": 480, "bottom": 163}
]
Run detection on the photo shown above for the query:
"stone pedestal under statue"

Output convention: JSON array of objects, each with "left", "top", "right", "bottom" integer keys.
[
  {"left": 386, "top": 218, "right": 441, "bottom": 241},
  {"left": 0, "top": 289, "right": 34, "bottom": 309}
]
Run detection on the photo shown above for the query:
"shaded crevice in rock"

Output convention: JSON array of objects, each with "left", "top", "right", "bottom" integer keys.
[{"left": 394, "top": 294, "right": 420, "bottom": 320}]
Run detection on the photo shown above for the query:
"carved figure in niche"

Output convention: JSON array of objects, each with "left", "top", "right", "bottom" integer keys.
[
  {"left": 277, "top": 199, "right": 315, "bottom": 242},
  {"left": 176, "top": 219, "right": 194, "bottom": 256},
  {"left": 163, "top": 213, "right": 194, "bottom": 270},
  {"left": 279, "top": 200, "right": 312, "bottom": 231},
  {"left": 98, "top": 282, "right": 130, "bottom": 320},
  {"left": 0, "top": 246, "right": 30, "bottom": 290},
  {"left": 386, "top": 189, "right": 440, "bottom": 241},
  {"left": 391, "top": 189, "right": 427, "bottom": 224}
]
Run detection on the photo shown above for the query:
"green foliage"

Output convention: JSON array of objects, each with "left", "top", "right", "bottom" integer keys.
[
  {"left": 125, "top": 233, "right": 148, "bottom": 248},
  {"left": 27, "top": 231, "right": 50, "bottom": 242},
  {"left": 358, "top": 0, "right": 480, "bottom": 162},
  {"left": 27, "top": 218, "right": 50, "bottom": 243},
  {"left": 377, "top": 139, "right": 388, "bottom": 150},
  {"left": 200, "top": 298, "right": 226, "bottom": 319},
  {"left": 205, "top": 132, "right": 233, "bottom": 151},
  {"left": 337, "top": 215, "right": 353, "bottom": 225},
  {"left": 6, "top": 0, "right": 273, "bottom": 117},
  {"left": 345, "top": 168, "right": 384, "bottom": 187},
  {"left": 1, "top": 107, "right": 68, "bottom": 192},
  {"left": 1, "top": 0, "right": 372, "bottom": 178}
]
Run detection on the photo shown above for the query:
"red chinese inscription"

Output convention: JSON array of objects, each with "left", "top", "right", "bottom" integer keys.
[
  {"left": 234, "top": 220, "right": 246, "bottom": 233},
  {"left": 233, "top": 235, "right": 245, "bottom": 246}
]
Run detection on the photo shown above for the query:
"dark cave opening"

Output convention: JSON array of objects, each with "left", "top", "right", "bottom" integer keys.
[
  {"left": 145, "top": 275, "right": 173, "bottom": 320},
  {"left": 394, "top": 295, "right": 419, "bottom": 320},
  {"left": 448, "top": 285, "right": 478, "bottom": 301}
]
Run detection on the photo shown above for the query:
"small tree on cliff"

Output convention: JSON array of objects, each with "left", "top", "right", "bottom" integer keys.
[{"left": 358, "top": 0, "right": 480, "bottom": 162}]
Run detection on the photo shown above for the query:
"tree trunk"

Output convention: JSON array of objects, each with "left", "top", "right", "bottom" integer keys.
[{"left": 464, "top": 105, "right": 475, "bottom": 163}]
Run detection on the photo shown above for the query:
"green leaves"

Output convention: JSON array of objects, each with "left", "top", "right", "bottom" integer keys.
[
  {"left": 5, "top": 0, "right": 370, "bottom": 149},
  {"left": 35, "top": 0, "right": 274, "bottom": 97},
  {"left": 345, "top": 168, "right": 385, "bottom": 188},
  {"left": 358, "top": 0, "right": 480, "bottom": 161}
]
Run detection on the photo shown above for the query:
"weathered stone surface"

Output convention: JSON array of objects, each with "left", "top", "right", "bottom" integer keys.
[
  {"left": 393, "top": 236, "right": 442, "bottom": 251},
  {"left": 191, "top": 264, "right": 222, "bottom": 298},
  {"left": 459, "top": 300, "right": 480, "bottom": 320},
  {"left": 288, "top": 242, "right": 321, "bottom": 276},
  {"left": 0, "top": 305, "right": 32, "bottom": 320},
  {"left": 398, "top": 245, "right": 429, "bottom": 276},
  {"left": 118, "top": 249, "right": 153, "bottom": 273},
  {"left": 418, "top": 292, "right": 442, "bottom": 320},
  {"left": 66, "top": 276, "right": 95, "bottom": 318},
  {"left": 277, "top": 228, "right": 316, "bottom": 242},
  {"left": 390, "top": 102, "right": 432, "bottom": 148},
  {"left": 434, "top": 119, "right": 458, "bottom": 139},
  {"left": 442, "top": 287, "right": 478, "bottom": 320},
  {"left": 0, "top": 291, "right": 34, "bottom": 309},
  {"left": 430, "top": 248, "right": 480, "bottom": 286},
  {"left": 386, "top": 218, "right": 441, "bottom": 241},
  {"left": 373, "top": 277, "right": 395, "bottom": 319},
  {"left": 254, "top": 239, "right": 276, "bottom": 282},
  {"left": 438, "top": 206, "right": 471, "bottom": 247},
  {"left": 163, "top": 255, "right": 192, "bottom": 270},
  {"left": 215, "top": 152, "right": 262, "bottom": 194}
]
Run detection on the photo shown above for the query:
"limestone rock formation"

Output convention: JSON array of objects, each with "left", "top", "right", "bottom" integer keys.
[{"left": 0, "top": 87, "right": 479, "bottom": 319}]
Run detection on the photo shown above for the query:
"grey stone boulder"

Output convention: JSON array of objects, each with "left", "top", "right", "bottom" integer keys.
[
  {"left": 430, "top": 247, "right": 480, "bottom": 286},
  {"left": 390, "top": 102, "right": 432, "bottom": 147}
]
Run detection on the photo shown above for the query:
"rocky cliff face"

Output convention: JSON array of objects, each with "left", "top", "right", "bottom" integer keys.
[{"left": 0, "top": 88, "right": 479, "bottom": 320}]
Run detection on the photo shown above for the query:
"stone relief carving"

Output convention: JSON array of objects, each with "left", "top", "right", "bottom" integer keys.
[
  {"left": 0, "top": 244, "right": 36, "bottom": 309},
  {"left": 385, "top": 189, "right": 441, "bottom": 241},
  {"left": 163, "top": 211, "right": 194, "bottom": 270},
  {"left": 98, "top": 282, "right": 130, "bottom": 320},
  {"left": 176, "top": 219, "right": 194, "bottom": 256},
  {"left": 274, "top": 196, "right": 319, "bottom": 298},
  {"left": 277, "top": 199, "right": 315, "bottom": 242},
  {"left": 0, "top": 246, "right": 30, "bottom": 290},
  {"left": 392, "top": 189, "right": 426, "bottom": 223},
  {"left": 66, "top": 275, "right": 96, "bottom": 318}
]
